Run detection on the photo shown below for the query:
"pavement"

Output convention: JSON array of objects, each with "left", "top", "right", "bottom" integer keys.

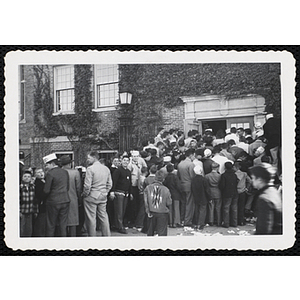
[{"left": 93, "top": 222, "right": 256, "bottom": 237}]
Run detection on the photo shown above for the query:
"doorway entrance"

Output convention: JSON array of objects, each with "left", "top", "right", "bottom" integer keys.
[{"left": 202, "top": 120, "right": 227, "bottom": 135}]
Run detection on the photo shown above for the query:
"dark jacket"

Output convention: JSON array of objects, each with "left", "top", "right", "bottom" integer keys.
[
  {"left": 35, "top": 178, "right": 47, "bottom": 213},
  {"left": 255, "top": 185, "right": 282, "bottom": 235},
  {"left": 219, "top": 169, "right": 238, "bottom": 198},
  {"left": 112, "top": 166, "right": 131, "bottom": 194},
  {"left": 202, "top": 158, "right": 214, "bottom": 175},
  {"left": 263, "top": 117, "right": 281, "bottom": 149},
  {"left": 191, "top": 175, "right": 212, "bottom": 204},
  {"left": 44, "top": 167, "right": 70, "bottom": 204},
  {"left": 163, "top": 172, "right": 182, "bottom": 201}
]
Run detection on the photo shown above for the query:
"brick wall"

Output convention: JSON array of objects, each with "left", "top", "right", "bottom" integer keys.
[
  {"left": 19, "top": 66, "right": 35, "bottom": 147},
  {"left": 162, "top": 105, "right": 185, "bottom": 131}
]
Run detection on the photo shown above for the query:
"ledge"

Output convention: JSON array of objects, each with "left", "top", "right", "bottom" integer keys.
[
  {"left": 92, "top": 106, "right": 117, "bottom": 112},
  {"left": 52, "top": 111, "right": 75, "bottom": 116}
]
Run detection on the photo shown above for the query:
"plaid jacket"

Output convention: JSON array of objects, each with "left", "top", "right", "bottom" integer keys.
[{"left": 20, "top": 183, "right": 38, "bottom": 214}]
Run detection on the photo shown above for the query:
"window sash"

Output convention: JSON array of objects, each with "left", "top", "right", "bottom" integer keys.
[
  {"left": 95, "top": 64, "right": 119, "bottom": 108},
  {"left": 54, "top": 65, "right": 75, "bottom": 112},
  {"left": 56, "top": 88, "right": 75, "bottom": 112},
  {"left": 97, "top": 82, "right": 118, "bottom": 107}
]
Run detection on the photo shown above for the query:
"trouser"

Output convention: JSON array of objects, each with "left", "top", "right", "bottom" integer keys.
[
  {"left": 182, "top": 191, "right": 195, "bottom": 225},
  {"left": 114, "top": 193, "right": 128, "bottom": 230},
  {"left": 222, "top": 195, "right": 238, "bottom": 227},
  {"left": 169, "top": 199, "right": 181, "bottom": 225},
  {"left": 84, "top": 195, "right": 110, "bottom": 237},
  {"left": 33, "top": 212, "right": 47, "bottom": 237},
  {"left": 135, "top": 193, "right": 146, "bottom": 228},
  {"left": 46, "top": 202, "right": 70, "bottom": 237},
  {"left": 67, "top": 226, "right": 77, "bottom": 237},
  {"left": 237, "top": 192, "right": 246, "bottom": 224},
  {"left": 207, "top": 198, "right": 222, "bottom": 226},
  {"left": 125, "top": 186, "right": 139, "bottom": 226},
  {"left": 106, "top": 196, "right": 115, "bottom": 228},
  {"left": 194, "top": 200, "right": 207, "bottom": 226},
  {"left": 20, "top": 213, "right": 33, "bottom": 237},
  {"left": 147, "top": 212, "right": 168, "bottom": 236}
]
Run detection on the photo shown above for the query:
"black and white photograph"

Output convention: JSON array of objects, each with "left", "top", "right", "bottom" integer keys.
[{"left": 4, "top": 50, "right": 296, "bottom": 250}]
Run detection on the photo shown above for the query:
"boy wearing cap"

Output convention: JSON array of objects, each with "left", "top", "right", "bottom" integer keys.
[
  {"left": 191, "top": 165, "right": 212, "bottom": 230},
  {"left": 144, "top": 170, "right": 172, "bottom": 236},
  {"left": 43, "top": 153, "right": 70, "bottom": 237},
  {"left": 20, "top": 171, "right": 38, "bottom": 237},
  {"left": 60, "top": 155, "right": 81, "bottom": 237},
  {"left": 250, "top": 163, "right": 282, "bottom": 234},
  {"left": 202, "top": 149, "right": 214, "bottom": 175}
]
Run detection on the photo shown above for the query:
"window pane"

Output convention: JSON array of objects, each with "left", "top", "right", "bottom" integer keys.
[{"left": 97, "top": 83, "right": 118, "bottom": 107}]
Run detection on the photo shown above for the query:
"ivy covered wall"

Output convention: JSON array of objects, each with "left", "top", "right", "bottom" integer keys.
[{"left": 119, "top": 63, "right": 281, "bottom": 146}]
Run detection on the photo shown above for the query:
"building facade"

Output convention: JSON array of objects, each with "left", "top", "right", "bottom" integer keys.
[{"left": 19, "top": 63, "right": 280, "bottom": 169}]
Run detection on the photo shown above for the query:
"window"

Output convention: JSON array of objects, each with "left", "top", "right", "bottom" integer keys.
[
  {"left": 231, "top": 123, "right": 250, "bottom": 129},
  {"left": 54, "top": 65, "right": 75, "bottom": 113},
  {"left": 19, "top": 65, "right": 25, "bottom": 121},
  {"left": 95, "top": 65, "right": 119, "bottom": 108}
]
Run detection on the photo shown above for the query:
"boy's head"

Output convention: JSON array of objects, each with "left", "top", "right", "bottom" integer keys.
[
  {"left": 35, "top": 168, "right": 45, "bottom": 179},
  {"left": 22, "top": 171, "right": 32, "bottom": 184},
  {"left": 166, "top": 163, "right": 174, "bottom": 173},
  {"left": 149, "top": 164, "right": 157, "bottom": 174},
  {"left": 194, "top": 165, "right": 203, "bottom": 176},
  {"left": 211, "top": 161, "right": 219, "bottom": 171},
  {"left": 157, "top": 141, "right": 165, "bottom": 150},
  {"left": 224, "top": 161, "right": 233, "bottom": 170},
  {"left": 141, "top": 166, "right": 148, "bottom": 176},
  {"left": 250, "top": 163, "right": 276, "bottom": 189},
  {"left": 233, "top": 161, "right": 241, "bottom": 171}
]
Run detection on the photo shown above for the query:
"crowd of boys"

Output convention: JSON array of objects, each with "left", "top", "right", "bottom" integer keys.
[{"left": 19, "top": 113, "right": 282, "bottom": 237}]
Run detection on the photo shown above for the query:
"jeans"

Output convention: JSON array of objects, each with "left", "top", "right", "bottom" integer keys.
[
  {"left": 84, "top": 195, "right": 110, "bottom": 237},
  {"left": 147, "top": 213, "right": 169, "bottom": 236},
  {"left": 194, "top": 200, "right": 207, "bottom": 226},
  {"left": 207, "top": 198, "right": 222, "bottom": 226},
  {"left": 135, "top": 193, "right": 146, "bottom": 228},
  {"left": 169, "top": 199, "right": 181, "bottom": 225},
  {"left": 182, "top": 191, "right": 195, "bottom": 226},
  {"left": 222, "top": 195, "right": 238, "bottom": 227},
  {"left": 125, "top": 186, "right": 139, "bottom": 226},
  {"left": 113, "top": 193, "right": 128, "bottom": 230},
  {"left": 33, "top": 212, "right": 47, "bottom": 237},
  {"left": 20, "top": 213, "right": 33, "bottom": 237},
  {"left": 237, "top": 192, "right": 246, "bottom": 224},
  {"left": 46, "top": 202, "right": 70, "bottom": 237}
]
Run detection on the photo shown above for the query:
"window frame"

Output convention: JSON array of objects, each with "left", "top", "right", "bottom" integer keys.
[
  {"left": 53, "top": 65, "right": 75, "bottom": 115},
  {"left": 93, "top": 64, "right": 119, "bottom": 112}
]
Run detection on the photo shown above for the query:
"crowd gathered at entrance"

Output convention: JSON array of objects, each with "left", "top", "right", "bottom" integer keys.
[{"left": 19, "top": 113, "right": 282, "bottom": 237}]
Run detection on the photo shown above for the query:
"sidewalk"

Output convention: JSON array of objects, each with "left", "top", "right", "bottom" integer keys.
[{"left": 97, "top": 222, "right": 256, "bottom": 237}]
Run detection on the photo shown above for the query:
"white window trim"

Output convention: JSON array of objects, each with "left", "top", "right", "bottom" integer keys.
[
  {"left": 94, "top": 64, "right": 119, "bottom": 110},
  {"left": 53, "top": 65, "right": 75, "bottom": 115}
]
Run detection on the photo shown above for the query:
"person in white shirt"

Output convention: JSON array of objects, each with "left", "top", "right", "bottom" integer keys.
[
  {"left": 212, "top": 145, "right": 233, "bottom": 174},
  {"left": 224, "top": 127, "right": 239, "bottom": 145}
]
